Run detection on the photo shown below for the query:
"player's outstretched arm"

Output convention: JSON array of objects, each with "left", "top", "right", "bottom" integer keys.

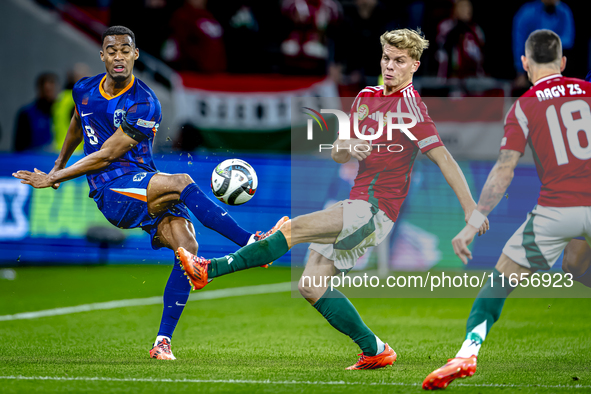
[
  {"left": 475, "top": 149, "right": 521, "bottom": 216},
  {"left": 451, "top": 149, "right": 521, "bottom": 264},
  {"left": 13, "top": 127, "right": 138, "bottom": 188},
  {"left": 48, "top": 112, "right": 84, "bottom": 189},
  {"left": 425, "top": 146, "right": 489, "bottom": 235},
  {"left": 331, "top": 138, "right": 372, "bottom": 163}
]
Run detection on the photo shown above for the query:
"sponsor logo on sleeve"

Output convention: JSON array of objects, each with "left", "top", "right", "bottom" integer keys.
[
  {"left": 501, "top": 137, "right": 507, "bottom": 147},
  {"left": 137, "top": 119, "right": 156, "bottom": 128},
  {"left": 418, "top": 135, "right": 439, "bottom": 149}
]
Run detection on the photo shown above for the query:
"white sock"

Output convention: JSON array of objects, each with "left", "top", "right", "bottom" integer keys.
[
  {"left": 154, "top": 335, "right": 171, "bottom": 347},
  {"left": 247, "top": 234, "right": 257, "bottom": 245},
  {"left": 455, "top": 338, "right": 481, "bottom": 358},
  {"left": 375, "top": 336, "right": 386, "bottom": 355},
  {"left": 456, "top": 321, "right": 487, "bottom": 358}
]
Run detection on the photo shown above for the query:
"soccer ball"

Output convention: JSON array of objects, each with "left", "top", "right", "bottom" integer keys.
[{"left": 211, "top": 159, "right": 258, "bottom": 205}]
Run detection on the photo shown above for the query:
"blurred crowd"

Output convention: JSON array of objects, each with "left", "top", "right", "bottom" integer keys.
[
  {"left": 15, "top": 0, "right": 585, "bottom": 151},
  {"left": 38, "top": 0, "right": 581, "bottom": 81},
  {"left": 13, "top": 64, "right": 91, "bottom": 152}
]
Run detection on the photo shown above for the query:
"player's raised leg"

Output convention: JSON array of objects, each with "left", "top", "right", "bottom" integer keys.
[
  {"left": 299, "top": 250, "right": 395, "bottom": 370},
  {"left": 423, "top": 254, "right": 524, "bottom": 389},
  {"left": 147, "top": 173, "right": 254, "bottom": 247},
  {"left": 178, "top": 215, "right": 291, "bottom": 290},
  {"left": 177, "top": 201, "right": 345, "bottom": 290},
  {"left": 149, "top": 215, "right": 198, "bottom": 360}
]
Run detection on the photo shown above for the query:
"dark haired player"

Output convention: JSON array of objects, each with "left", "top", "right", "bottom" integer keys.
[
  {"left": 423, "top": 29, "right": 591, "bottom": 389},
  {"left": 562, "top": 69, "right": 591, "bottom": 284},
  {"left": 13, "top": 26, "right": 287, "bottom": 360}
]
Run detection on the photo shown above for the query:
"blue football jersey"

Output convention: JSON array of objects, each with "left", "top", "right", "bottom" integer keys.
[{"left": 72, "top": 73, "right": 161, "bottom": 195}]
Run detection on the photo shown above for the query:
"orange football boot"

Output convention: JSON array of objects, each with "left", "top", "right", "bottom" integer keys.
[
  {"left": 346, "top": 343, "right": 397, "bottom": 370},
  {"left": 422, "top": 356, "right": 477, "bottom": 390},
  {"left": 177, "top": 247, "right": 211, "bottom": 290},
  {"left": 252, "top": 216, "right": 290, "bottom": 268},
  {"left": 149, "top": 337, "right": 176, "bottom": 360}
]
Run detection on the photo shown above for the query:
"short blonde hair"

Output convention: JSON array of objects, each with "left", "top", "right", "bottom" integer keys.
[{"left": 380, "top": 28, "right": 429, "bottom": 61}]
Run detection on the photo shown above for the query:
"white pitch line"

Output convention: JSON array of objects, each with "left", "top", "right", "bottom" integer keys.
[
  {"left": 0, "top": 376, "right": 589, "bottom": 389},
  {"left": 0, "top": 282, "right": 293, "bottom": 322}
]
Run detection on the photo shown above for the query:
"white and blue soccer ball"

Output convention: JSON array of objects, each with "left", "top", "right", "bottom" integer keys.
[{"left": 211, "top": 159, "right": 258, "bottom": 205}]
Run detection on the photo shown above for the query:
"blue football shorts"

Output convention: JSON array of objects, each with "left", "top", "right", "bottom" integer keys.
[{"left": 92, "top": 171, "right": 192, "bottom": 249}]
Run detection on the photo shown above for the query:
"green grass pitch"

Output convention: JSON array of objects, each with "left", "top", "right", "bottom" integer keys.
[{"left": 1, "top": 265, "right": 590, "bottom": 393}]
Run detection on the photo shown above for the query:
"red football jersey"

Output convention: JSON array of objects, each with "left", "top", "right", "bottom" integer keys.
[
  {"left": 502, "top": 74, "right": 591, "bottom": 207},
  {"left": 348, "top": 83, "right": 444, "bottom": 221}
]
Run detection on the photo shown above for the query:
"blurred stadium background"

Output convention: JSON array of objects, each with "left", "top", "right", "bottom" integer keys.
[{"left": 1, "top": 0, "right": 588, "bottom": 271}]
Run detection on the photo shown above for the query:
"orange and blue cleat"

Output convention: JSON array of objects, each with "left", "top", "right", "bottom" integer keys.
[
  {"left": 422, "top": 356, "right": 477, "bottom": 390},
  {"left": 149, "top": 337, "right": 176, "bottom": 360},
  {"left": 252, "top": 216, "right": 290, "bottom": 268},
  {"left": 346, "top": 343, "right": 397, "bottom": 370},
  {"left": 177, "top": 247, "right": 211, "bottom": 290}
]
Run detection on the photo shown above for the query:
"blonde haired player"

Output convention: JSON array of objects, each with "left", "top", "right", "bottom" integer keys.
[
  {"left": 177, "top": 28, "right": 488, "bottom": 370},
  {"left": 423, "top": 29, "right": 591, "bottom": 390}
]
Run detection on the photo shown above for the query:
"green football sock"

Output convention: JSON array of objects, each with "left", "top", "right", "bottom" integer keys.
[
  {"left": 457, "top": 269, "right": 515, "bottom": 358},
  {"left": 313, "top": 287, "right": 381, "bottom": 356},
  {"left": 207, "top": 231, "right": 289, "bottom": 278},
  {"left": 466, "top": 268, "right": 515, "bottom": 335}
]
